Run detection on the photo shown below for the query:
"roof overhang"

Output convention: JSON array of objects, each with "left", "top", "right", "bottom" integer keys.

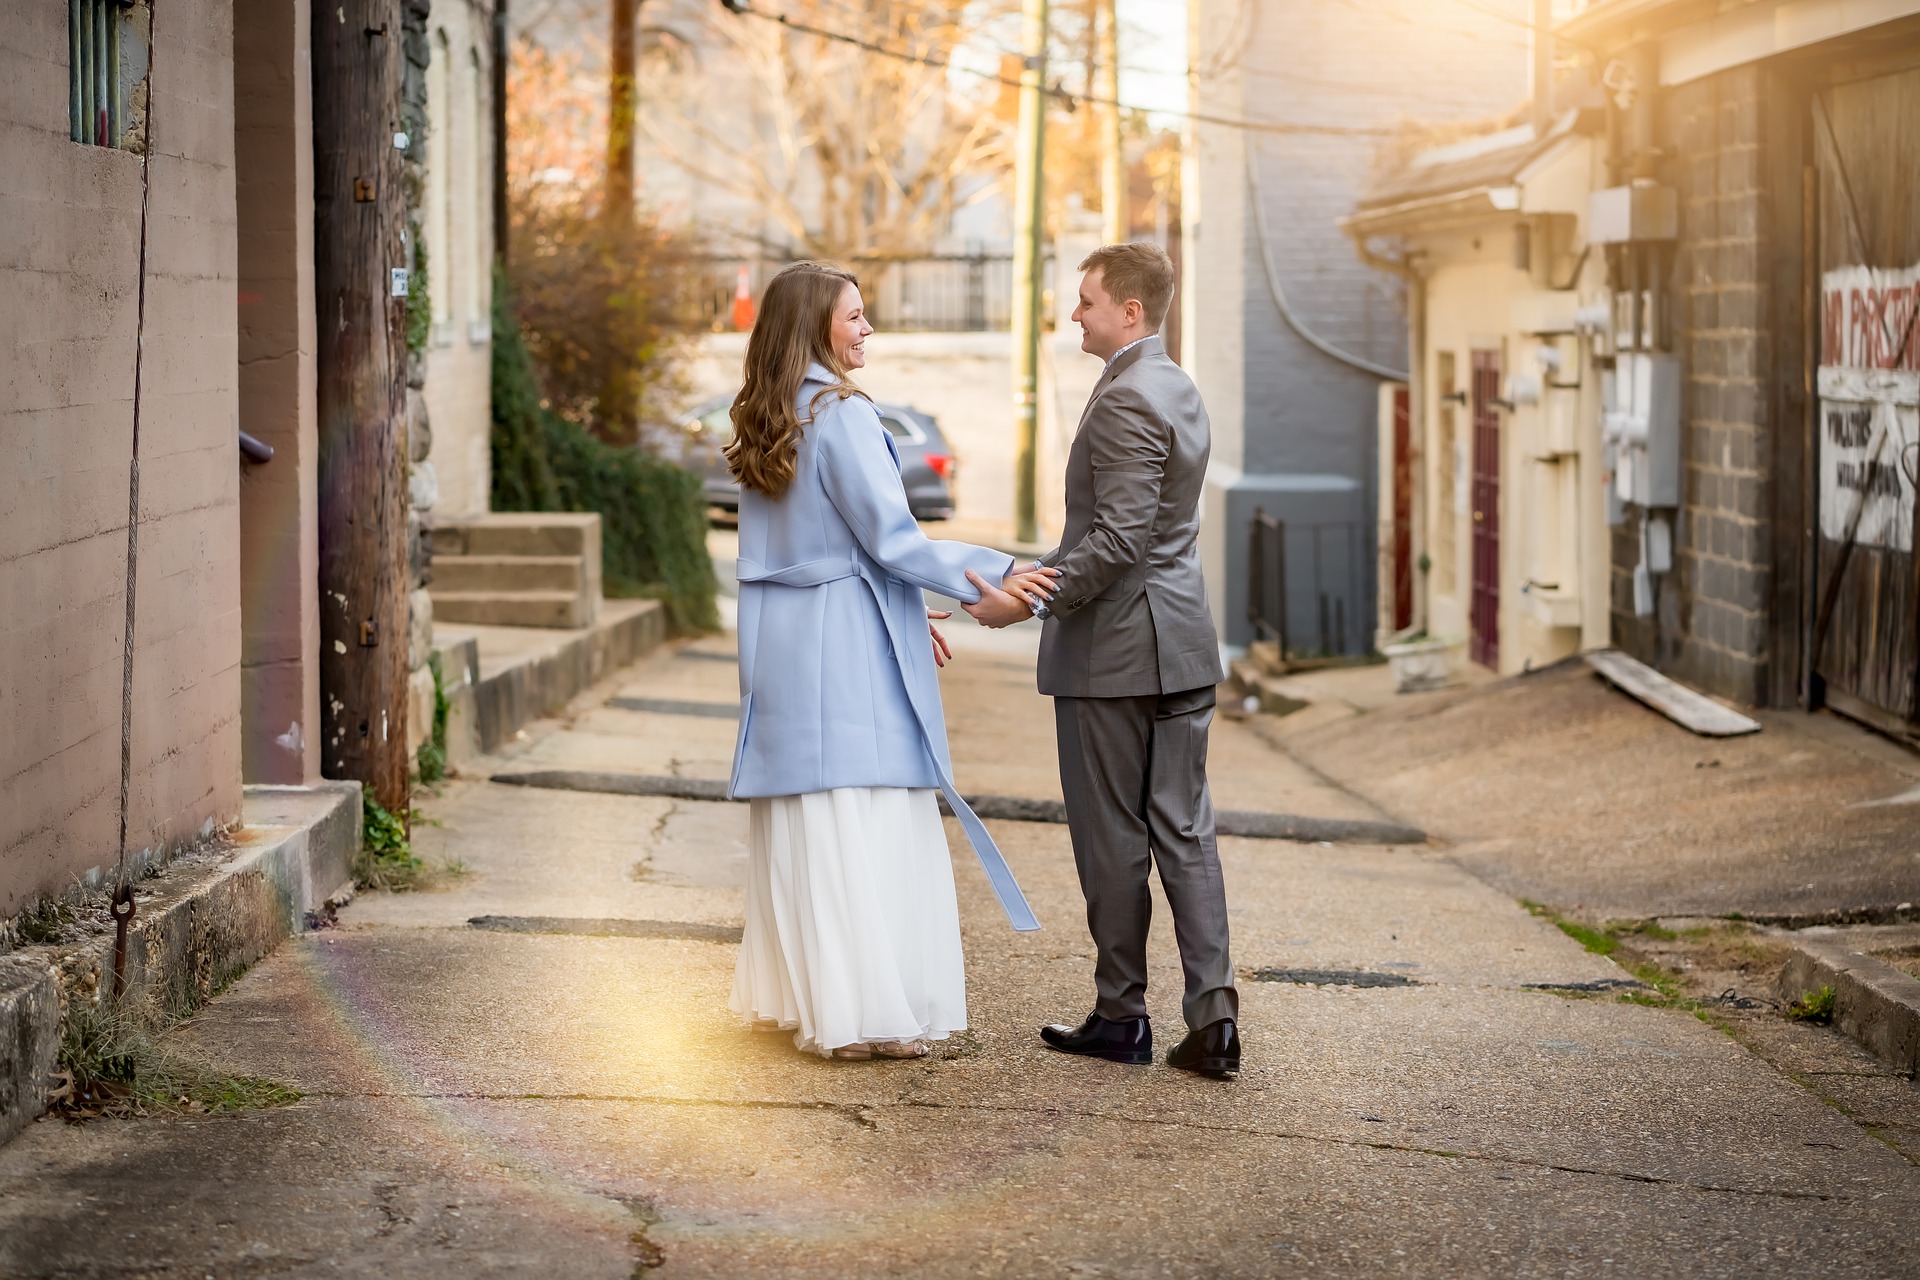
[
  {"left": 1557, "top": 0, "right": 1710, "bottom": 50},
  {"left": 1560, "top": 0, "right": 1920, "bottom": 84},
  {"left": 1343, "top": 135, "right": 1583, "bottom": 239},
  {"left": 1341, "top": 188, "right": 1522, "bottom": 239}
]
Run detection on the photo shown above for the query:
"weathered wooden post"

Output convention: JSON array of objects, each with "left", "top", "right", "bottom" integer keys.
[
  {"left": 312, "top": 0, "right": 412, "bottom": 814},
  {"left": 1011, "top": 0, "right": 1050, "bottom": 545},
  {"left": 1096, "top": 0, "right": 1124, "bottom": 245},
  {"left": 607, "top": 0, "right": 638, "bottom": 228}
]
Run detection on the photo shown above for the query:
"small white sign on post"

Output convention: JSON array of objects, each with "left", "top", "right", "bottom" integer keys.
[{"left": 391, "top": 267, "right": 410, "bottom": 299}]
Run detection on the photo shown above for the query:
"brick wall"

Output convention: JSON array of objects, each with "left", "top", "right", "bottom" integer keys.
[{"left": 1611, "top": 64, "right": 1773, "bottom": 704}]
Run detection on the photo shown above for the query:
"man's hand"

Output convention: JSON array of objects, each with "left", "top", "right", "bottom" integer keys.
[
  {"left": 928, "top": 609, "right": 954, "bottom": 668},
  {"left": 961, "top": 565, "right": 1059, "bottom": 629}
]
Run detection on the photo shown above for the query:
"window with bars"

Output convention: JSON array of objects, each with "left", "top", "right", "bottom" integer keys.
[{"left": 69, "top": 0, "right": 146, "bottom": 149}]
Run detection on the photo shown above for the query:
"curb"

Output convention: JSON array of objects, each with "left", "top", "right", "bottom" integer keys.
[
  {"left": 1776, "top": 936, "right": 1920, "bottom": 1077},
  {"left": 488, "top": 770, "right": 1428, "bottom": 846},
  {"left": 0, "top": 782, "right": 361, "bottom": 1149},
  {"left": 0, "top": 957, "right": 58, "bottom": 1149},
  {"left": 436, "top": 598, "right": 669, "bottom": 759}
]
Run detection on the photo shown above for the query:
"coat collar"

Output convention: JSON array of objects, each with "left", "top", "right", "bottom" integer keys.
[
  {"left": 803, "top": 361, "right": 837, "bottom": 385},
  {"left": 1096, "top": 333, "right": 1162, "bottom": 391},
  {"left": 1077, "top": 334, "right": 1163, "bottom": 434}
]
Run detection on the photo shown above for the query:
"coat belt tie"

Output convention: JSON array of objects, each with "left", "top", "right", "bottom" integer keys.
[{"left": 736, "top": 556, "right": 1041, "bottom": 932}]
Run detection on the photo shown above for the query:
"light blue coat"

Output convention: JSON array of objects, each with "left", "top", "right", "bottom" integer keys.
[{"left": 729, "top": 365, "right": 1039, "bottom": 930}]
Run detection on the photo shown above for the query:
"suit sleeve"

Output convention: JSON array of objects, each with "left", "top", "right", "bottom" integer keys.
[
  {"left": 814, "top": 397, "right": 1015, "bottom": 602},
  {"left": 1049, "top": 387, "right": 1169, "bottom": 615}
]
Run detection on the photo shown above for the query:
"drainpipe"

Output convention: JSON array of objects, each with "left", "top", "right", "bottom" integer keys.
[{"left": 1345, "top": 228, "right": 1430, "bottom": 638}]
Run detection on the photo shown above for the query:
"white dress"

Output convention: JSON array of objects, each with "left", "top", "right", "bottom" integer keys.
[{"left": 729, "top": 786, "right": 968, "bottom": 1056}]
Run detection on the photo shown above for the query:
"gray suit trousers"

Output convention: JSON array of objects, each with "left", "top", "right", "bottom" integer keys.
[{"left": 1053, "top": 685, "right": 1238, "bottom": 1031}]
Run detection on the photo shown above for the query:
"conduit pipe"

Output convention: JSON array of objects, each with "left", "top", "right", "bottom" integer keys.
[{"left": 1247, "top": 148, "right": 1409, "bottom": 382}]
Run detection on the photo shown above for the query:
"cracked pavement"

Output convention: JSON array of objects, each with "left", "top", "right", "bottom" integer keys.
[{"left": 3, "top": 620, "right": 1918, "bottom": 1277}]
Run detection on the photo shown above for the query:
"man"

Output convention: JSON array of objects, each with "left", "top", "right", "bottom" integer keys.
[{"left": 964, "top": 243, "right": 1239, "bottom": 1080}]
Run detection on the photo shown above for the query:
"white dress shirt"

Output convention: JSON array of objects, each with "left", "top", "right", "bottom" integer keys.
[{"left": 1105, "top": 334, "right": 1152, "bottom": 368}]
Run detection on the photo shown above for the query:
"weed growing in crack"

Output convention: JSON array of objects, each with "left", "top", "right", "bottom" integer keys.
[
  {"left": 1786, "top": 985, "right": 1837, "bottom": 1024},
  {"left": 415, "top": 652, "right": 452, "bottom": 785},
  {"left": 1519, "top": 903, "right": 1800, "bottom": 1028},
  {"left": 356, "top": 793, "right": 465, "bottom": 891},
  {"left": 1520, "top": 900, "right": 1618, "bottom": 958},
  {"left": 53, "top": 998, "right": 300, "bottom": 1120}
]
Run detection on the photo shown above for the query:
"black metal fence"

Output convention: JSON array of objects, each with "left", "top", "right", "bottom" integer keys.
[
  {"left": 688, "top": 253, "right": 1031, "bottom": 332},
  {"left": 1246, "top": 512, "right": 1371, "bottom": 658}
]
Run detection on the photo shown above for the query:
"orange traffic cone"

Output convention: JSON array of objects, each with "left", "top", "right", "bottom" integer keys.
[{"left": 731, "top": 266, "right": 756, "bottom": 331}]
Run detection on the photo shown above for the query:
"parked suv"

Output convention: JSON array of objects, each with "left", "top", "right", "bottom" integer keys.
[{"left": 675, "top": 392, "right": 958, "bottom": 521}]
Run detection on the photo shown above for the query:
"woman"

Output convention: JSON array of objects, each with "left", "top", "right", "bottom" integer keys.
[{"left": 725, "top": 262, "right": 1055, "bottom": 1061}]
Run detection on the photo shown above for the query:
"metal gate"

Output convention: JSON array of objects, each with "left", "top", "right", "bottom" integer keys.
[
  {"left": 1810, "top": 67, "right": 1920, "bottom": 739},
  {"left": 1469, "top": 350, "right": 1502, "bottom": 668}
]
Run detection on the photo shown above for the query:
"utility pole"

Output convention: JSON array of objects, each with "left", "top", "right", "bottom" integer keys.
[
  {"left": 1011, "top": 0, "right": 1049, "bottom": 546},
  {"left": 312, "top": 0, "right": 412, "bottom": 813},
  {"left": 1096, "top": 0, "right": 1124, "bottom": 244},
  {"left": 494, "top": 0, "right": 510, "bottom": 267},
  {"left": 607, "top": 0, "right": 638, "bottom": 227},
  {"left": 602, "top": 0, "right": 640, "bottom": 440}
]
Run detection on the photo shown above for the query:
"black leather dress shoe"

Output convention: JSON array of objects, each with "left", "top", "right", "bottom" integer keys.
[
  {"left": 1167, "top": 1018, "right": 1240, "bottom": 1079},
  {"left": 1039, "top": 1013, "right": 1153, "bottom": 1065}
]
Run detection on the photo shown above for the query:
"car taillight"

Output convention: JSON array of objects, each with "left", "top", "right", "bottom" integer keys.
[{"left": 925, "top": 453, "right": 952, "bottom": 479}]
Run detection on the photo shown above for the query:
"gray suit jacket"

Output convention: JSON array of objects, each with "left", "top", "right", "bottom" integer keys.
[{"left": 1036, "top": 335, "right": 1224, "bottom": 699}]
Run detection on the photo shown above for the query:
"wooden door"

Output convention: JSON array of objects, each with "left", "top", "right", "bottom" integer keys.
[
  {"left": 1390, "top": 387, "right": 1414, "bottom": 632},
  {"left": 1810, "top": 67, "right": 1920, "bottom": 738},
  {"left": 1469, "top": 350, "right": 1502, "bottom": 668}
]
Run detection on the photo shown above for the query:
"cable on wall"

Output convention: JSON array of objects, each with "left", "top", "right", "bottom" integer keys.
[
  {"left": 1245, "top": 145, "right": 1408, "bottom": 382},
  {"left": 115, "top": 0, "right": 161, "bottom": 910}
]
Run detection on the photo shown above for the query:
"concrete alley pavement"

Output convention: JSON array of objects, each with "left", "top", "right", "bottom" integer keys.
[{"left": 3, "top": 622, "right": 1918, "bottom": 1277}]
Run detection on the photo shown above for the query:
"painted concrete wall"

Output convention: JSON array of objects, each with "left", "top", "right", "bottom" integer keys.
[
  {"left": 1187, "top": 0, "right": 1532, "bottom": 648},
  {"left": 421, "top": 0, "right": 493, "bottom": 521},
  {"left": 236, "top": 0, "right": 322, "bottom": 785},
  {"left": 1, "top": 0, "right": 242, "bottom": 915},
  {"left": 1415, "top": 232, "right": 1605, "bottom": 675}
]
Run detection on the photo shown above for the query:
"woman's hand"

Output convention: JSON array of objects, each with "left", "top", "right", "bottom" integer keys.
[
  {"left": 1002, "top": 565, "right": 1060, "bottom": 608},
  {"left": 928, "top": 609, "right": 955, "bottom": 668}
]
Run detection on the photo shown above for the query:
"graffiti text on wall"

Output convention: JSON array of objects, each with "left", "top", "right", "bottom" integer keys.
[{"left": 1819, "top": 265, "right": 1919, "bottom": 553}]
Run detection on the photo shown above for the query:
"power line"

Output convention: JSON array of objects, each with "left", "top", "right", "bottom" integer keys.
[{"left": 716, "top": 2, "right": 1397, "bottom": 138}]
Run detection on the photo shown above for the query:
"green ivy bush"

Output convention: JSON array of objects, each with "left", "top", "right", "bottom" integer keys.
[{"left": 490, "top": 271, "right": 719, "bottom": 634}]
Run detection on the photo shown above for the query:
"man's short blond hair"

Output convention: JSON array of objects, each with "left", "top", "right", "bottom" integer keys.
[{"left": 1079, "top": 242, "right": 1176, "bottom": 330}]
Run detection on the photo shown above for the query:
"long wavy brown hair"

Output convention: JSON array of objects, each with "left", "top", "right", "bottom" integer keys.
[{"left": 725, "top": 262, "right": 870, "bottom": 498}]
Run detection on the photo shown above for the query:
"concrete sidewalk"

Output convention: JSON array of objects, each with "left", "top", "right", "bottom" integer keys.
[
  {"left": 2, "top": 624, "right": 1917, "bottom": 1277},
  {"left": 1263, "top": 659, "right": 1920, "bottom": 922}
]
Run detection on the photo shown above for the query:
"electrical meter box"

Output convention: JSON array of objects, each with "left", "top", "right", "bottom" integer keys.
[{"left": 1600, "top": 352, "right": 1680, "bottom": 507}]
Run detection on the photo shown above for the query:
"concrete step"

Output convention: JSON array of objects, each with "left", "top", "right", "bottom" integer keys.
[
  {"left": 434, "top": 512, "right": 600, "bottom": 560},
  {"left": 432, "top": 598, "right": 669, "bottom": 757},
  {"left": 431, "top": 590, "right": 596, "bottom": 629},
  {"left": 431, "top": 554, "right": 585, "bottom": 594},
  {"left": 0, "top": 783, "right": 361, "bottom": 1148}
]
